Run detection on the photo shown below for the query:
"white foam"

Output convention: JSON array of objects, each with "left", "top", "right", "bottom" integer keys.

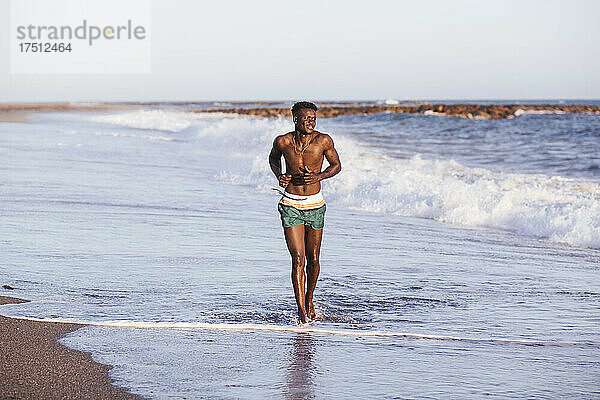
[
  {"left": 514, "top": 108, "right": 567, "bottom": 117},
  {"left": 423, "top": 110, "right": 445, "bottom": 116},
  {"left": 87, "top": 111, "right": 600, "bottom": 249},
  {"left": 326, "top": 145, "right": 600, "bottom": 248},
  {"left": 94, "top": 131, "right": 173, "bottom": 141},
  {"left": 201, "top": 115, "right": 600, "bottom": 249},
  {"left": 90, "top": 110, "right": 231, "bottom": 132},
  {"left": 8, "top": 315, "right": 585, "bottom": 346}
]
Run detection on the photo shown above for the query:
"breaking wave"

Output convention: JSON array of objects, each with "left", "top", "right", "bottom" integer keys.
[{"left": 89, "top": 111, "right": 600, "bottom": 249}]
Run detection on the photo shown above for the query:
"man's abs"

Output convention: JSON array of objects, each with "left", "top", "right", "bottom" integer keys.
[{"left": 285, "top": 181, "right": 321, "bottom": 196}]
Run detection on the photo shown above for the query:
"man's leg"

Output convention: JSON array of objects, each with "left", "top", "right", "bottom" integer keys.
[
  {"left": 284, "top": 224, "right": 308, "bottom": 323},
  {"left": 304, "top": 227, "right": 323, "bottom": 320}
]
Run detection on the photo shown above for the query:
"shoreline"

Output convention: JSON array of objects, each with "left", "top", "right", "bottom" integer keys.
[
  {"left": 0, "top": 102, "right": 134, "bottom": 122},
  {"left": 0, "top": 295, "right": 142, "bottom": 399}
]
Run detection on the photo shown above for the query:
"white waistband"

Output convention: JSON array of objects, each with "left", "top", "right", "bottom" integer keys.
[{"left": 279, "top": 190, "right": 325, "bottom": 210}]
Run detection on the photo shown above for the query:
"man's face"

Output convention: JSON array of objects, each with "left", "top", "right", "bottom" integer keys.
[{"left": 294, "top": 108, "right": 317, "bottom": 135}]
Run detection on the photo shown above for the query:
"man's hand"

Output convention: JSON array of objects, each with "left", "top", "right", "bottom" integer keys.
[
  {"left": 279, "top": 173, "right": 292, "bottom": 188},
  {"left": 300, "top": 166, "right": 321, "bottom": 185}
]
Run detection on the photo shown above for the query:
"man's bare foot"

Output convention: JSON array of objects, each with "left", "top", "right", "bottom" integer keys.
[
  {"left": 298, "top": 308, "right": 309, "bottom": 324},
  {"left": 305, "top": 298, "right": 316, "bottom": 320}
]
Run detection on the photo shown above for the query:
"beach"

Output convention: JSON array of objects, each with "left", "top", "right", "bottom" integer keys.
[
  {"left": 0, "top": 103, "right": 132, "bottom": 123},
  {"left": 1, "top": 102, "right": 599, "bottom": 398},
  {"left": 2, "top": 0, "right": 598, "bottom": 396},
  {"left": 0, "top": 296, "right": 141, "bottom": 399}
]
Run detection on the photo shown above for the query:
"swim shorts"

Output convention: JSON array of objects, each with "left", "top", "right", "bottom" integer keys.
[{"left": 278, "top": 191, "right": 326, "bottom": 230}]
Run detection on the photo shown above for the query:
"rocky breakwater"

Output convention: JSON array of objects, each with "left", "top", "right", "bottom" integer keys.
[{"left": 194, "top": 104, "right": 600, "bottom": 120}]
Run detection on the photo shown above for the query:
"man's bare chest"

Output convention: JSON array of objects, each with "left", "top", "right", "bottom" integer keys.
[{"left": 282, "top": 143, "right": 322, "bottom": 164}]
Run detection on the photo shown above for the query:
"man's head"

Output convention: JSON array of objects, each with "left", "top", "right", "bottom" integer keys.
[{"left": 291, "top": 101, "right": 317, "bottom": 135}]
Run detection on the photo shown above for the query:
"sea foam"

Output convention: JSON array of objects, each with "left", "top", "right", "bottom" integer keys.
[
  {"left": 202, "top": 116, "right": 599, "bottom": 249},
  {"left": 89, "top": 111, "right": 600, "bottom": 249},
  {"left": 514, "top": 108, "right": 567, "bottom": 117},
  {"left": 324, "top": 146, "right": 600, "bottom": 249},
  {"left": 90, "top": 110, "right": 230, "bottom": 132},
  {"left": 8, "top": 315, "right": 589, "bottom": 346}
]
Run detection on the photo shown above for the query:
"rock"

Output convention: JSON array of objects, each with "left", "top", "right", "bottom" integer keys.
[{"left": 191, "top": 104, "right": 600, "bottom": 120}]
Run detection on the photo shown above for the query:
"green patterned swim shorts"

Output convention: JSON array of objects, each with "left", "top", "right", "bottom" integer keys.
[{"left": 278, "top": 203, "right": 326, "bottom": 230}]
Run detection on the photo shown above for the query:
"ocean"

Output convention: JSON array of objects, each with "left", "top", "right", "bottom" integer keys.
[{"left": 1, "top": 104, "right": 599, "bottom": 399}]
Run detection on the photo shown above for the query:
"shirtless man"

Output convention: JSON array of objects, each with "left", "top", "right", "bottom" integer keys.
[{"left": 268, "top": 101, "right": 342, "bottom": 324}]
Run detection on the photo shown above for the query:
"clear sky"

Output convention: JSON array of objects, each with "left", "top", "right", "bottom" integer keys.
[{"left": 1, "top": 0, "right": 598, "bottom": 102}]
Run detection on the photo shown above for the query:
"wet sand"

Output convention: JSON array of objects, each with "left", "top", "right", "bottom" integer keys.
[
  {"left": 0, "top": 103, "right": 133, "bottom": 122},
  {"left": 0, "top": 295, "right": 142, "bottom": 399}
]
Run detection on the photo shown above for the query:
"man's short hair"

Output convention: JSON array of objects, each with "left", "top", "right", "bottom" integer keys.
[{"left": 291, "top": 101, "right": 318, "bottom": 117}]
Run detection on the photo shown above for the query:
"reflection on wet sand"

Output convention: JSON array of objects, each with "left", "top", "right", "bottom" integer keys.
[{"left": 285, "top": 333, "right": 316, "bottom": 400}]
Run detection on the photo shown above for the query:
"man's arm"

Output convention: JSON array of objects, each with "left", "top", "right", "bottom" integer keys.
[
  {"left": 318, "top": 135, "right": 342, "bottom": 180},
  {"left": 302, "top": 135, "right": 342, "bottom": 184},
  {"left": 268, "top": 136, "right": 291, "bottom": 188}
]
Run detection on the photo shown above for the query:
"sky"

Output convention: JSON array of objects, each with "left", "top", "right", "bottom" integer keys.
[{"left": 1, "top": 0, "right": 599, "bottom": 102}]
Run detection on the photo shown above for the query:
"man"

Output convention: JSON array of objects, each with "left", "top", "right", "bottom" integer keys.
[{"left": 268, "top": 101, "right": 342, "bottom": 324}]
